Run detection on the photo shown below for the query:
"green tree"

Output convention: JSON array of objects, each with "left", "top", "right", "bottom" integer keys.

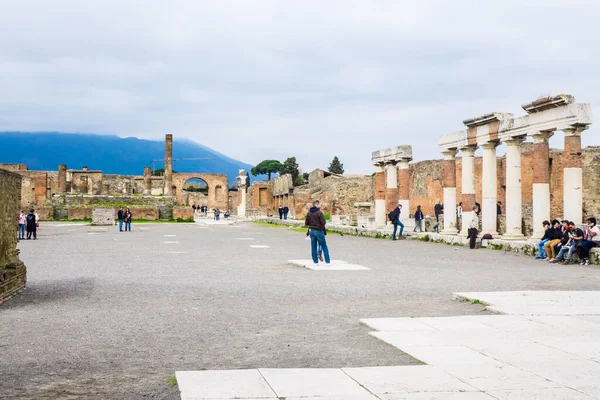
[
  {"left": 280, "top": 157, "right": 301, "bottom": 185},
  {"left": 302, "top": 172, "right": 309, "bottom": 182},
  {"left": 251, "top": 160, "right": 282, "bottom": 180},
  {"left": 328, "top": 156, "right": 344, "bottom": 174}
]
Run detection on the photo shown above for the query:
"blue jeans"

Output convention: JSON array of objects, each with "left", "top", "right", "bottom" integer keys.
[
  {"left": 413, "top": 220, "right": 423, "bottom": 232},
  {"left": 284, "top": 212, "right": 288, "bottom": 220},
  {"left": 18, "top": 224, "right": 25, "bottom": 239},
  {"left": 118, "top": 219, "right": 123, "bottom": 231},
  {"left": 310, "top": 230, "right": 330, "bottom": 264},
  {"left": 125, "top": 221, "right": 131, "bottom": 231},
  {"left": 393, "top": 221, "right": 404, "bottom": 238},
  {"left": 537, "top": 239, "right": 549, "bottom": 258},
  {"left": 555, "top": 245, "right": 570, "bottom": 261}
]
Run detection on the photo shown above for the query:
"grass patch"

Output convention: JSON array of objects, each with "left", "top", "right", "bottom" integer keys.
[
  {"left": 418, "top": 234, "right": 430, "bottom": 242},
  {"left": 166, "top": 376, "right": 177, "bottom": 387},
  {"left": 471, "top": 299, "right": 481, "bottom": 305}
]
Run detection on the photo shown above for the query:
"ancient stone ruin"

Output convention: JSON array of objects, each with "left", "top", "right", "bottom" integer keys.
[{"left": 0, "top": 169, "right": 26, "bottom": 304}]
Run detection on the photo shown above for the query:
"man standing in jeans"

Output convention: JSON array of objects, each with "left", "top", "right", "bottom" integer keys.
[
  {"left": 388, "top": 203, "right": 404, "bottom": 240},
  {"left": 305, "top": 200, "right": 331, "bottom": 265}
]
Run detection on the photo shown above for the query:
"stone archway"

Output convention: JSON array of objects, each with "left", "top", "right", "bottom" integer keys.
[{"left": 171, "top": 173, "right": 229, "bottom": 209}]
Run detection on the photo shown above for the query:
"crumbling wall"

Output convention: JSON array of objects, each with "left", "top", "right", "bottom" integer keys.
[{"left": 0, "top": 169, "right": 26, "bottom": 304}]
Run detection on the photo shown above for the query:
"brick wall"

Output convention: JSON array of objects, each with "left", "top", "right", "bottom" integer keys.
[
  {"left": 68, "top": 207, "right": 93, "bottom": 220},
  {"left": 0, "top": 169, "right": 26, "bottom": 304},
  {"left": 173, "top": 207, "right": 194, "bottom": 220}
]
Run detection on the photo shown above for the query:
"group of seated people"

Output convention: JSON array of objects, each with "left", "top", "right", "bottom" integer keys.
[{"left": 536, "top": 217, "right": 599, "bottom": 266}]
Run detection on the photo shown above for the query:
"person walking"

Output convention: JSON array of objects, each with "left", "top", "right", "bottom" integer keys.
[
  {"left": 124, "top": 208, "right": 132, "bottom": 231},
  {"left": 26, "top": 209, "right": 37, "bottom": 240},
  {"left": 283, "top": 206, "right": 289, "bottom": 220},
  {"left": 117, "top": 208, "right": 124, "bottom": 232},
  {"left": 278, "top": 206, "right": 283, "bottom": 220},
  {"left": 413, "top": 205, "right": 424, "bottom": 233},
  {"left": 305, "top": 200, "right": 331, "bottom": 265},
  {"left": 388, "top": 203, "right": 404, "bottom": 240},
  {"left": 18, "top": 211, "right": 26, "bottom": 240},
  {"left": 467, "top": 206, "right": 479, "bottom": 249}
]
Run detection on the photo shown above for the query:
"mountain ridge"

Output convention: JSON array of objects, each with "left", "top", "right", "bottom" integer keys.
[{"left": 0, "top": 132, "right": 260, "bottom": 184}]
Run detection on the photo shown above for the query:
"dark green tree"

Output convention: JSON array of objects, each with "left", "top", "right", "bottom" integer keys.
[
  {"left": 328, "top": 156, "right": 344, "bottom": 174},
  {"left": 280, "top": 157, "right": 301, "bottom": 185},
  {"left": 251, "top": 160, "right": 282, "bottom": 180},
  {"left": 302, "top": 172, "right": 309, "bottom": 182}
]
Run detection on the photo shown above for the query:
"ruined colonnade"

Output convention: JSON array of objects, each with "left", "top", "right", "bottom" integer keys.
[
  {"left": 371, "top": 146, "right": 413, "bottom": 228},
  {"left": 438, "top": 95, "right": 592, "bottom": 239}
]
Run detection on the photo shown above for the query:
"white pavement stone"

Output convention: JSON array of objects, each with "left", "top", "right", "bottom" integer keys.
[
  {"left": 343, "top": 365, "right": 477, "bottom": 394},
  {"left": 236, "top": 237, "right": 255, "bottom": 240},
  {"left": 360, "top": 318, "right": 436, "bottom": 332},
  {"left": 380, "top": 393, "right": 495, "bottom": 400},
  {"left": 175, "top": 370, "right": 276, "bottom": 399},
  {"left": 258, "top": 368, "right": 371, "bottom": 397},
  {"left": 163, "top": 241, "right": 180, "bottom": 244},
  {"left": 487, "top": 387, "right": 594, "bottom": 400},
  {"left": 288, "top": 260, "right": 371, "bottom": 271},
  {"left": 444, "top": 363, "right": 561, "bottom": 391},
  {"left": 250, "top": 245, "right": 270, "bottom": 248}
]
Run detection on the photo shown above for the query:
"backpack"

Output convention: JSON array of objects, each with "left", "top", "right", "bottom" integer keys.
[{"left": 388, "top": 209, "right": 398, "bottom": 222}]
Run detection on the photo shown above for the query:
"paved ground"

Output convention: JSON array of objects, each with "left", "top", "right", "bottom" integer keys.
[{"left": 2, "top": 221, "right": 600, "bottom": 399}]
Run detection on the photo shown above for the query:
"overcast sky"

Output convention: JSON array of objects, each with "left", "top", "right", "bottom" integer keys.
[{"left": 1, "top": 1, "right": 599, "bottom": 174}]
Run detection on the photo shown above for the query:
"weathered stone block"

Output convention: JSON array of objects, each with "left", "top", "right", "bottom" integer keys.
[
  {"left": 173, "top": 207, "right": 194, "bottom": 220},
  {"left": 130, "top": 207, "right": 159, "bottom": 220},
  {"left": 68, "top": 207, "right": 92, "bottom": 220},
  {"left": 92, "top": 208, "right": 116, "bottom": 226}
]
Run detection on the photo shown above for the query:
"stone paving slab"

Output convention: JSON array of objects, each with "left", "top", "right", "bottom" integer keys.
[
  {"left": 175, "top": 370, "right": 276, "bottom": 399},
  {"left": 380, "top": 393, "right": 496, "bottom": 400},
  {"left": 288, "top": 259, "right": 371, "bottom": 270},
  {"left": 258, "top": 368, "right": 372, "bottom": 397}
]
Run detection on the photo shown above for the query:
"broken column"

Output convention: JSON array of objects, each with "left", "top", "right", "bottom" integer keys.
[
  {"left": 459, "top": 144, "right": 477, "bottom": 236},
  {"left": 530, "top": 131, "right": 553, "bottom": 239},
  {"left": 385, "top": 163, "right": 398, "bottom": 214},
  {"left": 238, "top": 170, "right": 247, "bottom": 218},
  {"left": 503, "top": 137, "right": 525, "bottom": 240},
  {"left": 372, "top": 145, "right": 413, "bottom": 225},
  {"left": 441, "top": 149, "right": 458, "bottom": 234},
  {"left": 563, "top": 126, "right": 585, "bottom": 224},
  {"left": 481, "top": 142, "right": 499, "bottom": 235},
  {"left": 397, "top": 157, "right": 411, "bottom": 223},
  {"left": 374, "top": 165, "right": 386, "bottom": 228},
  {"left": 143, "top": 166, "right": 152, "bottom": 195},
  {"left": 164, "top": 134, "right": 173, "bottom": 196},
  {"left": 58, "top": 164, "right": 67, "bottom": 193}
]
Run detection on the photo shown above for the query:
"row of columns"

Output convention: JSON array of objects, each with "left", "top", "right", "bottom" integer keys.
[
  {"left": 441, "top": 128, "right": 585, "bottom": 239},
  {"left": 374, "top": 157, "right": 411, "bottom": 228}
]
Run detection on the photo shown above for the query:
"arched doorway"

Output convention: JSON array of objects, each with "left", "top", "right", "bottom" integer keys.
[{"left": 183, "top": 178, "right": 209, "bottom": 206}]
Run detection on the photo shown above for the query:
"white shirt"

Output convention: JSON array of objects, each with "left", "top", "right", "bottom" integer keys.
[
  {"left": 588, "top": 225, "right": 600, "bottom": 241},
  {"left": 18, "top": 214, "right": 26, "bottom": 224},
  {"left": 468, "top": 214, "right": 479, "bottom": 229},
  {"left": 457, "top": 206, "right": 462, "bottom": 218}
]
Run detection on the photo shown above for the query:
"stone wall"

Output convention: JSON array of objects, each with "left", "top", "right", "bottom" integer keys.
[
  {"left": 92, "top": 208, "right": 116, "bottom": 225},
  {"left": 53, "top": 194, "right": 176, "bottom": 207},
  {"left": 173, "top": 207, "right": 194, "bottom": 220},
  {"left": 68, "top": 207, "right": 93, "bottom": 220},
  {"left": 0, "top": 169, "right": 26, "bottom": 304}
]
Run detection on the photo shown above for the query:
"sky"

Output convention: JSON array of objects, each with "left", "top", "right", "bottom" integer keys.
[{"left": 1, "top": 0, "right": 599, "bottom": 174}]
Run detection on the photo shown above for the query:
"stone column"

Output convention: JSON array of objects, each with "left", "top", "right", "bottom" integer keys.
[
  {"left": 563, "top": 127, "right": 584, "bottom": 224},
  {"left": 459, "top": 145, "right": 477, "bottom": 236},
  {"left": 481, "top": 142, "right": 499, "bottom": 235},
  {"left": 164, "top": 134, "right": 173, "bottom": 196},
  {"left": 503, "top": 137, "right": 525, "bottom": 239},
  {"left": 441, "top": 149, "right": 457, "bottom": 234},
  {"left": 385, "top": 163, "right": 398, "bottom": 218},
  {"left": 143, "top": 166, "right": 152, "bottom": 195},
  {"left": 58, "top": 164, "right": 67, "bottom": 193},
  {"left": 397, "top": 159, "right": 410, "bottom": 223},
  {"left": 238, "top": 170, "right": 247, "bottom": 218},
  {"left": 531, "top": 131, "right": 553, "bottom": 239},
  {"left": 374, "top": 165, "right": 386, "bottom": 228}
]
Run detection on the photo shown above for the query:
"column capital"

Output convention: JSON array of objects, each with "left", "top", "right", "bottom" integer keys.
[
  {"left": 459, "top": 144, "right": 478, "bottom": 156},
  {"left": 374, "top": 165, "right": 385, "bottom": 173},
  {"left": 562, "top": 125, "right": 588, "bottom": 137},
  {"left": 441, "top": 148, "right": 457, "bottom": 160},
  {"left": 481, "top": 141, "right": 499, "bottom": 150},
  {"left": 531, "top": 131, "right": 554, "bottom": 143},
  {"left": 504, "top": 136, "right": 526, "bottom": 146},
  {"left": 398, "top": 158, "right": 410, "bottom": 169}
]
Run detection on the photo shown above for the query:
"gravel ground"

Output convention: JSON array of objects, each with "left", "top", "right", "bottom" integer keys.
[{"left": 2, "top": 221, "right": 599, "bottom": 399}]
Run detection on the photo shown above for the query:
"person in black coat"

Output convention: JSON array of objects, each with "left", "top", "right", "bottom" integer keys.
[
  {"left": 26, "top": 209, "right": 37, "bottom": 240},
  {"left": 117, "top": 208, "right": 124, "bottom": 231}
]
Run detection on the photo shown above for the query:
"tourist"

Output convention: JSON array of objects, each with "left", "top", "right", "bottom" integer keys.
[
  {"left": 549, "top": 221, "right": 571, "bottom": 263},
  {"left": 124, "top": 208, "right": 132, "bottom": 231},
  {"left": 117, "top": 208, "right": 124, "bottom": 232},
  {"left": 305, "top": 200, "right": 330, "bottom": 265},
  {"left": 535, "top": 220, "right": 551, "bottom": 259},
  {"left": 543, "top": 220, "right": 563, "bottom": 260},
  {"left": 26, "top": 209, "right": 37, "bottom": 240},
  {"left": 388, "top": 203, "right": 404, "bottom": 240},
  {"left": 457, "top": 202, "right": 463, "bottom": 219},
  {"left": 433, "top": 203, "right": 443, "bottom": 233},
  {"left": 413, "top": 205, "right": 424, "bottom": 233},
  {"left": 497, "top": 201, "right": 502, "bottom": 215},
  {"left": 577, "top": 217, "right": 599, "bottom": 266},
  {"left": 467, "top": 206, "right": 479, "bottom": 249},
  {"left": 215, "top": 209, "right": 221, "bottom": 221},
  {"left": 283, "top": 206, "right": 289, "bottom": 220},
  {"left": 17, "top": 210, "right": 26, "bottom": 240},
  {"left": 278, "top": 206, "right": 283, "bottom": 220},
  {"left": 475, "top": 202, "right": 481, "bottom": 216},
  {"left": 554, "top": 221, "right": 584, "bottom": 265},
  {"left": 192, "top": 204, "right": 197, "bottom": 214}
]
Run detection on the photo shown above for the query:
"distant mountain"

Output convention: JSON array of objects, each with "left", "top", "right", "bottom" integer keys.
[{"left": 0, "top": 132, "right": 262, "bottom": 185}]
